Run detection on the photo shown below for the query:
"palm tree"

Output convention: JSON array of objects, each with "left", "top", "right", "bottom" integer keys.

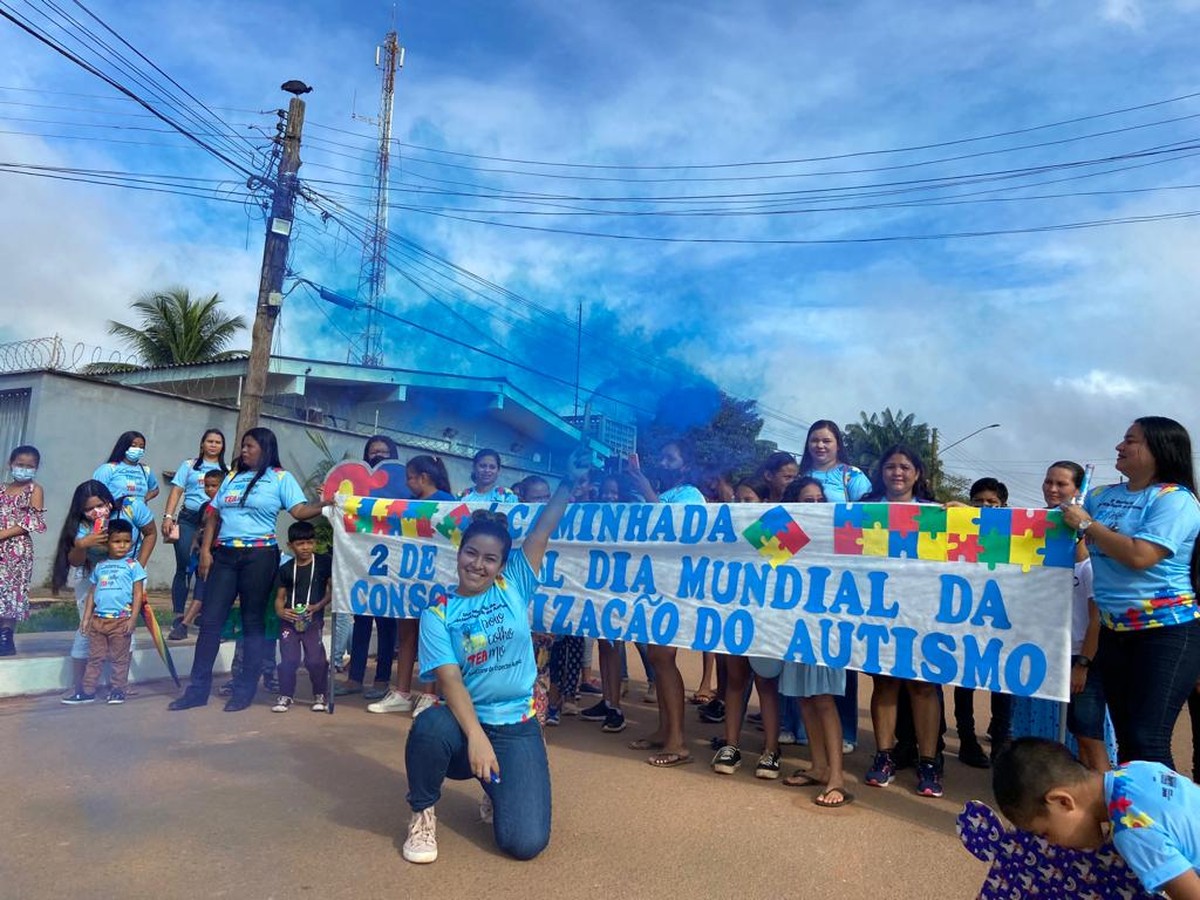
[{"left": 107, "top": 287, "right": 247, "bottom": 366}]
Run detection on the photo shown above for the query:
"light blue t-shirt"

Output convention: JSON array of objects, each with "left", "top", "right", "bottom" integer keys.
[
  {"left": 75, "top": 497, "right": 155, "bottom": 565},
  {"left": 212, "top": 468, "right": 307, "bottom": 548},
  {"left": 1083, "top": 483, "right": 1200, "bottom": 630},
  {"left": 804, "top": 464, "right": 872, "bottom": 502},
  {"left": 89, "top": 557, "right": 147, "bottom": 618},
  {"left": 93, "top": 461, "right": 159, "bottom": 500},
  {"left": 1106, "top": 762, "right": 1200, "bottom": 892},
  {"left": 659, "top": 483, "right": 706, "bottom": 504},
  {"left": 459, "top": 485, "right": 518, "bottom": 503},
  {"left": 170, "top": 458, "right": 225, "bottom": 512},
  {"left": 419, "top": 549, "right": 539, "bottom": 726}
]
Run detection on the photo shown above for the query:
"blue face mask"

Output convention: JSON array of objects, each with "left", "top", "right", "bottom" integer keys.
[
  {"left": 10, "top": 466, "right": 36, "bottom": 482},
  {"left": 125, "top": 447, "right": 145, "bottom": 463}
]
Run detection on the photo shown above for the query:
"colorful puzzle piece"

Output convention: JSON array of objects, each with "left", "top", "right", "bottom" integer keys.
[
  {"left": 946, "top": 506, "right": 981, "bottom": 537},
  {"left": 742, "top": 505, "right": 811, "bottom": 567},
  {"left": 1009, "top": 533, "right": 1046, "bottom": 573},
  {"left": 833, "top": 522, "right": 864, "bottom": 555},
  {"left": 947, "top": 533, "right": 983, "bottom": 563},
  {"left": 978, "top": 507, "right": 1012, "bottom": 537},
  {"left": 860, "top": 523, "right": 889, "bottom": 557},
  {"left": 889, "top": 504, "right": 921, "bottom": 536},
  {"left": 1011, "top": 508, "right": 1053, "bottom": 539},
  {"left": 916, "top": 505, "right": 948, "bottom": 538},
  {"left": 917, "top": 529, "right": 949, "bottom": 562}
]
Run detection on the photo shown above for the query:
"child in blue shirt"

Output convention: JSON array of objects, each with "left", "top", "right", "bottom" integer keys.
[
  {"left": 63, "top": 519, "right": 146, "bottom": 706},
  {"left": 994, "top": 737, "right": 1200, "bottom": 899}
]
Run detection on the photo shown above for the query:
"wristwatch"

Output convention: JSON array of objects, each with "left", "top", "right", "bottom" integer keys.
[
  {"left": 1077, "top": 518, "right": 1093, "bottom": 532},
  {"left": 1071, "top": 654, "right": 1091, "bottom": 668}
]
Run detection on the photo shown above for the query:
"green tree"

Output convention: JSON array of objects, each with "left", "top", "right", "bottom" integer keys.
[
  {"left": 842, "top": 408, "right": 933, "bottom": 473},
  {"left": 107, "top": 286, "right": 247, "bottom": 366},
  {"left": 639, "top": 388, "right": 770, "bottom": 476}
]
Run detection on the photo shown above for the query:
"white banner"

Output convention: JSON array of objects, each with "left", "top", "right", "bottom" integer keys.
[{"left": 327, "top": 496, "right": 1075, "bottom": 701}]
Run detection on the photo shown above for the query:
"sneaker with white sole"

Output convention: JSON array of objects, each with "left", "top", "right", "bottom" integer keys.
[
  {"left": 601, "top": 708, "right": 627, "bottom": 733},
  {"left": 755, "top": 749, "right": 782, "bottom": 779},
  {"left": 479, "top": 794, "right": 494, "bottom": 825},
  {"left": 403, "top": 808, "right": 438, "bottom": 864},
  {"left": 106, "top": 690, "right": 127, "bottom": 705},
  {"left": 411, "top": 693, "right": 438, "bottom": 719},
  {"left": 271, "top": 696, "right": 293, "bottom": 713},
  {"left": 367, "top": 689, "right": 413, "bottom": 714},
  {"left": 711, "top": 745, "right": 742, "bottom": 775},
  {"left": 311, "top": 694, "right": 327, "bottom": 712}
]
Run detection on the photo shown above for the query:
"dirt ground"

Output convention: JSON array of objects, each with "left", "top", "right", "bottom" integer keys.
[{"left": 1, "top": 652, "right": 1193, "bottom": 900}]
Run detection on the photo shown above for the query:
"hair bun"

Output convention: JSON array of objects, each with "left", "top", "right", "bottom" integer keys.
[{"left": 469, "top": 509, "right": 509, "bottom": 528}]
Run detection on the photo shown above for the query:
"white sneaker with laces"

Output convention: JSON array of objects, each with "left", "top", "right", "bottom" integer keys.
[
  {"left": 403, "top": 808, "right": 438, "bottom": 863},
  {"left": 367, "top": 689, "right": 413, "bottom": 714},
  {"left": 311, "top": 694, "right": 327, "bottom": 712},
  {"left": 411, "top": 693, "right": 438, "bottom": 719},
  {"left": 271, "top": 696, "right": 293, "bottom": 713}
]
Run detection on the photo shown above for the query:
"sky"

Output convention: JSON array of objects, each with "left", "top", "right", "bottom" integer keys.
[{"left": 3, "top": 0, "right": 1200, "bottom": 504}]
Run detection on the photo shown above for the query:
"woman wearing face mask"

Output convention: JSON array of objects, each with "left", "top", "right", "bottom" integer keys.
[
  {"left": 162, "top": 429, "right": 228, "bottom": 640},
  {"left": 401, "top": 448, "right": 591, "bottom": 864},
  {"left": 338, "top": 435, "right": 406, "bottom": 702},
  {"left": 93, "top": 431, "right": 159, "bottom": 502},
  {"left": 0, "top": 445, "right": 46, "bottom": 656},
  {"left": 168, "top": 427, "right": 326, "bottom": 712},
  {"left": 51, "top": 480, "right": 156, "bottom": 699},
  {"left": 459, "top": 449, "right": 518, "bottom": 503}
]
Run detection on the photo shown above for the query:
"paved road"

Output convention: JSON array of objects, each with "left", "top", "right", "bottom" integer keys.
[{"left": 2, "top": 664, "right": 1193, "bottom": 900}]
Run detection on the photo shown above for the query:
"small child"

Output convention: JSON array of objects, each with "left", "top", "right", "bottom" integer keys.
[
  {"left": 173, "top": 470, "right": 224, "bottom": 637},
  {"left": 62, "top": 519, "right": 146, "bottom": 705},
  {"left": 994, "top": 737, "right": 1200, "bottom": 898},
  {"left": 272, "top": 521, "right": 331, "bottom": 713},
  {"left": 0, "top": 444, "right": 46, "bottom": 656}
]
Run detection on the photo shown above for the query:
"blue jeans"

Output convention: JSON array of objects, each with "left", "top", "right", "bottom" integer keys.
[
  {"left": 405, "top": 705, "right": 551, "bottom": 861},
  {"left": 170, "top": 513, "right": 200, "bottom": 615},
  {"left": 1099, "top": 618, "right": 1200, "bottom": 768}
]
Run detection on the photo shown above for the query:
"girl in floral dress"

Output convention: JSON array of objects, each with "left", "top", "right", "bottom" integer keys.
[{"left": 0, "top": 445, "right": 46, "bottom": 656}]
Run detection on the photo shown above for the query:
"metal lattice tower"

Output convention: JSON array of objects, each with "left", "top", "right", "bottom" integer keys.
[{"left": 353, "top": 30, "right": 402, "bottom": 367}]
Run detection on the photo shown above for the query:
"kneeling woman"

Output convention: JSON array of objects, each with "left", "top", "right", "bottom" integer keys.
[{"left": 402, "top": 449, "right": 588, "bottom": 865}]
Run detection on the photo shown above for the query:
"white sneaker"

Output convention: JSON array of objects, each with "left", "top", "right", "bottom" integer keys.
[
  {"left": 367, "top": 689, "right": 413, "bottom": 714},
  {"left": 411, "top": 693, "right": 438, "bottom": 719},
  {"left": 311, "top": 694, "right": 328, "bottom": 712},
  {"left": 271, "top": 696, "right": 293, "bottom": 713},
  {"left": 479, "top": 794, "right": 494, "bottom": 825},
  {"left": 403, "top": 808, "right": 438, "bottom": 863}
]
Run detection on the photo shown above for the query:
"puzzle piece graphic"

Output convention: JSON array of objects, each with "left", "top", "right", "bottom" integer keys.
[
  {"left": 1038, "top": 533, "right": 1076, "bottom": 568},
  {"left": 978, "top": 507, "right": 1012, "bottom": 537},
  {"left": 859, "top": 504, "right": 890, "bottom": 529},
  {"left": 946, "top": 505, "right": 981, "bottom": 537},
  {"left": 977, "top": 531, "right": 1011, "bottom": 570},
  {"left": 833, "top": 522, "right": 864, "bottom": 555},
  {"left": 775, "top": 520, "right": 811, "bottom": 554},
  {"left": 1010, "top": 532, "right": 1046, "bottom": 572},
  {"left": 917, "top": 529, "right": 949, "bottom": 562},
  {"left": 889, "top": 504, "right": 921, "bottom": 536},
  {"left": 957, "top": 800, "right": 1156, "bottom": 900},
  {"left": 1011, "top": 508, "right": 1053, "bottom": 539},
  {"left": 833, "top": 504, "right": 866, "bottom": 529},
  {"left": 916, "top": 505, "right": 948, "bottom": 538},
  {"left": 860, "top": 523, "right": 889, "bottom": 557},
  {"left": 888, "top": 529, "right": 919, "bottom": 558},
  {"left": 756, "top": 535, "right": 794, "bottom": 567},
  {"left": 947, "top": 532, "right": 983, "bottom": 563}
]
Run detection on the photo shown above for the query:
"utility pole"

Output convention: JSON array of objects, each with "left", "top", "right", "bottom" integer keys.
[
  {"left": 573, "top": 301, "right": 582, "bottom": 417},
  {"left": 235, "top": 81, "right": 310, "bottom": 443},
  {"left": 931, "top": 427, "right": 940, "bottom": 493}
]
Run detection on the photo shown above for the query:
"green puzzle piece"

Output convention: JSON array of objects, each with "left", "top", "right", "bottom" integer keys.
[
  {"left": 916, "top": 505, "right": 948, "bottom": 537},
  {"left": 977, "top": 531, "right": 1011, "bottom": 570}
]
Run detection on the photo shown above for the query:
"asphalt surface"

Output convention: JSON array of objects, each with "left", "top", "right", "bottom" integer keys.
[{"left": 2, "top": 657, "right": 1193, "bottom": 900}]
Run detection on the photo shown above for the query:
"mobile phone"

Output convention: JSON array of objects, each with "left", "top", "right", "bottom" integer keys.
[{"left": 630, "top": 452, "right": 640, "bottom": 470}]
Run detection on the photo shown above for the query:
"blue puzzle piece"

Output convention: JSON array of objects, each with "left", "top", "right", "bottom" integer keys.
[
  {"left": 979, "top": 507, "right": 1012, "bottom": 537},
  {"left": 1038, "top": 534, "right": 1076, "bottom": 568},
  {"left": 834, "top": 504, "right": 867, "bottom": 528},
  {"left": 888, "top": 529, "right": 919, "bottom": 559}
]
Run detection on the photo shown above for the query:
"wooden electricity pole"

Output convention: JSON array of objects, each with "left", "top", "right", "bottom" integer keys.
[{"left": 235, "top": 83, "right": 309, "bottom": 444}]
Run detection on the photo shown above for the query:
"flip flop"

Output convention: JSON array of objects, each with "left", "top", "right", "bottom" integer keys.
[
  {"left": 647, "top": 751, "right": 694, "bottom": 768},
  {"left": 627, "top": 738, "right": 665, "bottom": 751},
  {"left": 814, "top": 787, "right": 854, "bottom": 808},
  {"left": 783, "top": 770, "right": 824, "bottom": 788},
  {"left": 689, "top": 690, "right": 716, "bottom": 705}
]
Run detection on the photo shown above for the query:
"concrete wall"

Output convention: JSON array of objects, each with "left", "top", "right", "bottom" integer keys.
[{"left": 3, "top": 371, "right": 565, "bottom": 590}]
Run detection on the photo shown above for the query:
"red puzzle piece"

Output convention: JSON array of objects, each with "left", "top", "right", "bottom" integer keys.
[
  {"left": 1010, "top": 508, "right": 1052, "bottom": 538},
  {"left": 948, "top": 533, "right": 983, "bottom": 563},
  {"left": 889, "top": 504, "right": 921, "bottom": 536},
  {"left": 834, "top": 522, "right": 863, "bottom": 555}
]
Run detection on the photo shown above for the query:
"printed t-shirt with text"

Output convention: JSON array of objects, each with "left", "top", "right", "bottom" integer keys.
[
  {"left": 1084, "top": 483, "right": 1200, "bottom": 630},
  {"left": 93, "top": 461, "right": 158, "bottom": 501},
  {"left": 212, "top": 468, "right": 307, "bottom": 548},
  {"left": 419, "top": 549, "right": 538, "bottom": 725},
  {"left": 171, "top": 458, "right": 225, "bottom": 512},
  {"left": 75, "top": 497, "right": 154, "bottom": 567},
  {"left": 89, "top": 557, "right": 147, "bottom": 618},
  {"left": 1106, "top": 762, "right": 1200, "bottom": 891}
]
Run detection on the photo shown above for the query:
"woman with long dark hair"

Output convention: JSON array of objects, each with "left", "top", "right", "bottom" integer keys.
[
  {"left": 1059, "top": 416, "right": 1200, "bottom": 768},
  {"left": 93, "top": 430, "right": 159, "bottom": 502},
  {"left": 162, "top": 429, "right": 228, "bottom": 639},
  {"left": 860, "top": 445, "right": 947, "bottom": 798},
  {"left": 459, "top": 449, "right": 518, "bottom": 503},
  {"left": 168, "top": 427, "right": 326, "bottom": 711}
]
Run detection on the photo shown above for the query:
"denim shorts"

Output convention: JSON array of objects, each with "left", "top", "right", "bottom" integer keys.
[{"left": 1067, "top": 664, "right": 1106, "bottom": 740}]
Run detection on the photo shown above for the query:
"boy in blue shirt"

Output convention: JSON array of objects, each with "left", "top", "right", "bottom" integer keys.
[
  {"left": 994, "top": 737, "right": 1200, "bottom": 899},
  {"left": 63, "top": 519, "right": 146, "bottom": 705}
]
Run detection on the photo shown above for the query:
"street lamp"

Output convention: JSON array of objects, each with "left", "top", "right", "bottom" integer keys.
[
  {"left": 932, "top": 423, "right": 1000, "bottom": 494},
  {"left": 941, "top": 423, "right": 1001, "bottom": 454}
]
